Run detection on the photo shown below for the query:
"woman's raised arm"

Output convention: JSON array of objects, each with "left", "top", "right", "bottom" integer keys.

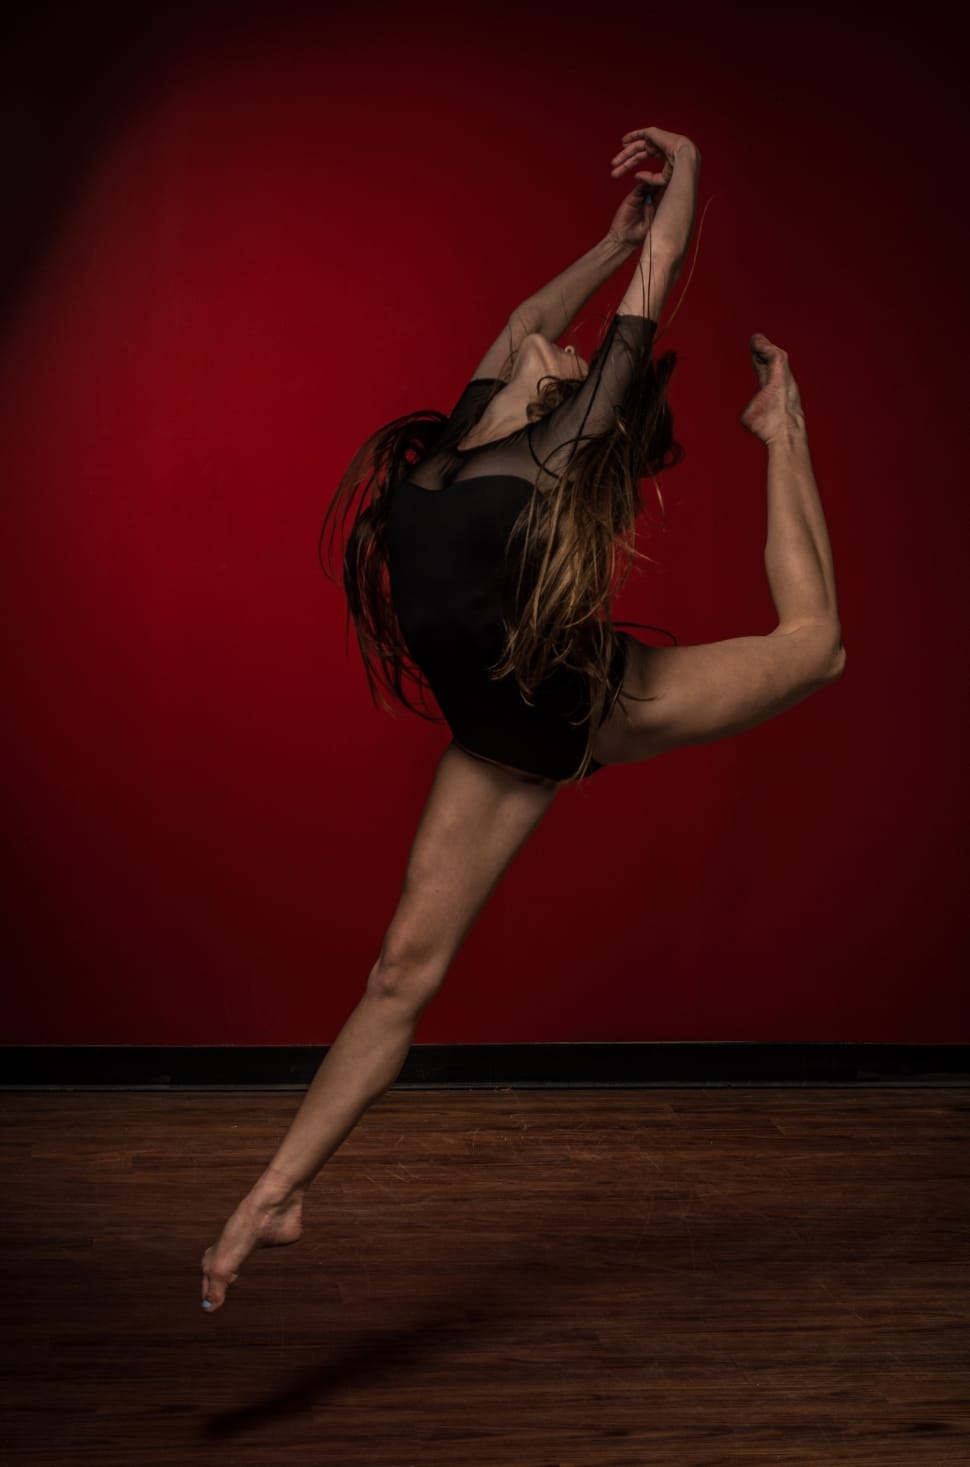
[
  {"left": 614, "top": 130, "right": 700, "bottom": 319},
  {"left": 515, "top": 124, "right": 700, "bottom": 340},
  {"left": 517, "top": 234, "right": 638, "bottom": 342}
]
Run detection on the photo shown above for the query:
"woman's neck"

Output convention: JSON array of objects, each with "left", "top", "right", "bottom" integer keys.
[{"left": 462, "top": 382, "right": 530, "bottom": 447}]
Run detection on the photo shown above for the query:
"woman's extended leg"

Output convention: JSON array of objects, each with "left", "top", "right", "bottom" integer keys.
[
  {"left": 200, "top": 740, "right": 559, "bottom": 1311},
  {"left": 591, "top": 374, "right": 844, "bottom": 767}
]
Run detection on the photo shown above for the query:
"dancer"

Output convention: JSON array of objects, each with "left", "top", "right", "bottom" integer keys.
[{"left": 201, "top": 126, "right": 845, "bottom": 1310}]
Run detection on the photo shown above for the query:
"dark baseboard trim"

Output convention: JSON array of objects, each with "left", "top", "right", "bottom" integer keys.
[{"left": 1, "top": 1043, "right": 968, "bottom": 1089}]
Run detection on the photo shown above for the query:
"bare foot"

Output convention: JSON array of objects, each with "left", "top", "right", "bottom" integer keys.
[
  {"left": 740, "top": 332, "right": 805, "bottom": 446},
  {"left": 201, "top": 1172, "right": 304, "bottom": 1312}
]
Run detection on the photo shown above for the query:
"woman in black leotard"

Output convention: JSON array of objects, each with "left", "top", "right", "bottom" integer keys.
[
  {"left": 201, "top": 127, "right": 846, "bottom": 1310},
  {"left": 319, "top": 197, "right": 685, "bottom": 786}
]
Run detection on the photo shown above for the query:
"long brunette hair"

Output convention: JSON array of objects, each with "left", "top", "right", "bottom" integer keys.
[{"left": 319, "top": 288, "right": 686, "bottom": 782}]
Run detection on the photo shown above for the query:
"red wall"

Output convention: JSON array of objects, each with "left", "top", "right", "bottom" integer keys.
[{"left": 2, "top": 2, "right": 966, "bottom": 1044}]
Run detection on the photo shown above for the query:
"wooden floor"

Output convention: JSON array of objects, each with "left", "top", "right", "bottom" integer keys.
[{"left": 3, "top": 1087, "right": 968, "bottom": 1465}]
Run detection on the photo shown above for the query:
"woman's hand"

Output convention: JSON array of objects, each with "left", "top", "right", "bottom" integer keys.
[{"left": 606, "top": 127, "right": 699, "bottom": 250}]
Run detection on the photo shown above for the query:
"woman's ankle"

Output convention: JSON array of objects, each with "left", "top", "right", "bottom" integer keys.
[{"left": 251, "top": 1164, "right": 306, "bottom": 1205}]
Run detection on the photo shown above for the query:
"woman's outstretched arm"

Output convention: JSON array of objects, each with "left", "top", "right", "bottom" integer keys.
[{"left": 592, "top": 334, "right": 845, "bottom": 766}]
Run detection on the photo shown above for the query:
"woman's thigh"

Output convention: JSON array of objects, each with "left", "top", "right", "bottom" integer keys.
[
  {"left": 590, "top": 632, "right": 666, "bottom": 768},
  {"left": 593, "top": 624, "right": 840, "bottom": 766},
  {"left": 377, "top": 740, "right": 560, "bottom": 984}
]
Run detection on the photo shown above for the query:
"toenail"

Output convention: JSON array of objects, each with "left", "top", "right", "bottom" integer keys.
[{"left": 202, "top": 1300, "right": 213, "bottom": 1310}]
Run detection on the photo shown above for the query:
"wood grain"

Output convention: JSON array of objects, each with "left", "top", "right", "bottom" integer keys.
[{"left": 2, "top": 1088, "right": 968, "bottom": 1464}]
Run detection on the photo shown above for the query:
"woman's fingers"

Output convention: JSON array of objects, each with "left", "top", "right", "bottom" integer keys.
[
  {"left": 615, "top": 126, "right": 691, "bottom": 163},
  {"left": 610, "top": 155, "right": 655, "bottom": 175},
  {"left": 612, "top": 139, "right": 659, "bottom": 164},
  {"left": 611, "top": 153, "right": 671, "bottom": 183},
  {"left": 611, "top": 144, "right": 663, "bottom": 175},
  {"left": 619, "top": 129, "right": 662, "bottom": 151}
]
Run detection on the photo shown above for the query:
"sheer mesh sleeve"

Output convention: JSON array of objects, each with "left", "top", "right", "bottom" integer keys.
[
  {"left": 404, "top": 378, "right": 502, "bottom": 490},
  {"left": 443, "top": 379, "right": 498, "bottom": 446},
  {"left": 527, "top": 312, "right": 658, "bottom": 482}
]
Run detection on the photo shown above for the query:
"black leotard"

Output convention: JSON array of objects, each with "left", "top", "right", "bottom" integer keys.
[{"left": 386, "top": 312, "right": 658, "bottom": 782}]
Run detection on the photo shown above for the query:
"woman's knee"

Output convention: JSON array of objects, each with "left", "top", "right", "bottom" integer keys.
[{"left": 365, "top": 950, "right": 448, "bottom": 1012}]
